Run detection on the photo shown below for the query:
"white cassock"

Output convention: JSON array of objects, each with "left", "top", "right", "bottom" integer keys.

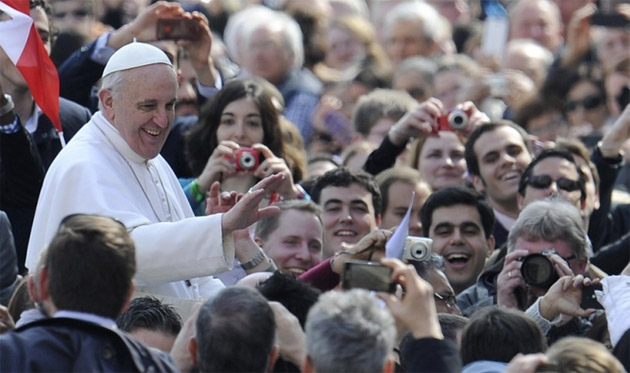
[{"left": 27, "top": 111, "right": 230, "bottom": 306}]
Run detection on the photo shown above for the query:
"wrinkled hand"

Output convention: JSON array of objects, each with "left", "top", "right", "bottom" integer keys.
[
  {"left": 497, "top": 249, "right": 528, "bottom": 308},
  {"left": 178, "top": 11, "right": 217, "bottom": 87},
  {"left": 387, "top": 98, "right": 444, "bottom": 146},
  {"left": 539, "top": 274, "right": 599, "bottom": 321},
  {"left": 221, "top": 174, "right": 283, "bottom": 233},
  {"left": 252, "top": 144, "right": 297, "bottom": 199},
  {"left": 128, "top": 1, "right": 185, "bottom": 41},
  {"left": 205, "top": 181, "right": 242, "bottom": 215},
  {"left": 378, "top": 258, "right": 443, "bottom": 339},
  {"left": 331, "top": 229, "right": 393, "bottom": 274},
  {"left": 269, "top": 301, "right": 306, "bottom": 367},
  {"left": 197, "top": 140, "right": 241, "bottom": 192}
]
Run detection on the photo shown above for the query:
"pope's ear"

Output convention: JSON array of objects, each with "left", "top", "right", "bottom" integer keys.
[{"left": 98, "top": 89, "right": 115, "bottom": 116}]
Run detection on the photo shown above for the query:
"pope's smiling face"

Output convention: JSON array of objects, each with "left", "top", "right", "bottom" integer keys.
[{"left": 101, "top": 63, "right": 178, "bottom": 160}]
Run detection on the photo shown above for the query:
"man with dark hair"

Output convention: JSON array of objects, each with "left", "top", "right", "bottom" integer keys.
[
  {"left": 420, "top": 186, "right": 496, "bottom": 294},
  {"left": 190, "top": 286, "right": 277, "bottom": 373},
  {"left": 116, "top": 296, "right": 182, "bottom": 352},
  {"left": 517, "top": 148, "right": 587, "bottom": 219},
  {"left": 310, "top": 167, "right": 382, "bottom": 258},
  {"left": 256, "top": 271, "right": 320, "bottom": 328},
  {"left": 464, "top": 121, "right": 533, "bottom": 248},
  {"left": 0, "top": 214, "right": 176, "bottom": 372}
]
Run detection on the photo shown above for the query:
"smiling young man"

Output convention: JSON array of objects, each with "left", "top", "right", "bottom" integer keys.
[
  {"left": 420, "top": 186, "right": 496, "bottom": 295},
  {"left": 465, "top": 120, "right": 533, "bottom": 248},
  {"left": 254, "top": 200, "right": 324, "bottom": 277},
  {"left": 311, "top": 168, "right": 381, "bottom": 259}
]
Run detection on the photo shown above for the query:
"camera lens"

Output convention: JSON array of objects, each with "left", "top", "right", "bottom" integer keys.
[
  {"left": 447, "top": 110, "right": 468, "bottom": 130},
  {"left": 410, "top": 243, "right": 429, "bottom": 261},
  {"left": 238, "top": 153, "right": 256, "bottom": 170},
  {"left": 520, "top": 254, "right": 558, "bottom": 289}
]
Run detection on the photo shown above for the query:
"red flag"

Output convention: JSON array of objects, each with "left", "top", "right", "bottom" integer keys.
[{"left": 0, "top": 0, "right": 61, "bottom": 134}]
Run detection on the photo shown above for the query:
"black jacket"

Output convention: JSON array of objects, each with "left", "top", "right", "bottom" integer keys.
[{"left": 0, "top": 317, "right": 178, "bottom": 372}]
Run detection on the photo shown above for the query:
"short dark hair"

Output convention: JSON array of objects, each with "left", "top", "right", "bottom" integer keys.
[
  {"left": 311, "top": 167, "right": 382, "bottom": 215},
  {"left": 420, "top": 186, "right": 495, "bottom": 238},
  {"left": 195, "top": 287, "right": 276, "bottom": 373},
  {"left": 464, "top": 121, "right": 531, "bottom": 178},
  {"left": 255, "top": 200, "right": 322, "bottom": 241},
  {"left": 517, "top": 148, "right": 586, "bottom": 203},
  {"left": 375, "top": 166, "right": 425, "bottom": 215},
  {"left": 116, "top": 296, "right": 182, "bottom": 336},
  {"left": 256, "top": 271, "right": 321, "bottom": 328},
  {"left": 46, "top": 214, "right": 136, "bottom": 319},
  {"left": 460, "top": 306, "right": 546, "bottom": 365}
]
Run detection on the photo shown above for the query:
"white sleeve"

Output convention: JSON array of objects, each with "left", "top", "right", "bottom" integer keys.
[{"left": 602, "top": 275, "right": 630, "bottom": 348}]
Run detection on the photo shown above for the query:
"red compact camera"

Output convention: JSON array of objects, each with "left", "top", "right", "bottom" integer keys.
[
  {"left": 434, "top": 108, "right": 473, "bottom": 134},
  {"left": 233, "top": 148, "right": 261, "bottom": 172},
  {"left": 156, "top": 18, "right": 200, "bottom": 41}
]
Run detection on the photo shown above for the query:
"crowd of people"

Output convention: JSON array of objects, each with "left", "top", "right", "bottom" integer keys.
[{"left": 1, "top": 0, "right": 630, "bottom": 371}]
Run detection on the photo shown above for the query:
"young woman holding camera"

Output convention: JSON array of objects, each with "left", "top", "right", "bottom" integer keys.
[{"left": 182, "top": 78, "right": 307, "bottom": 215}]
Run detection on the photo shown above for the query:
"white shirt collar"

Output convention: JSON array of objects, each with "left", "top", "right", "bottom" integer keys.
[{"left": 54, "top": 310, "right": 118, "bottom": 329}]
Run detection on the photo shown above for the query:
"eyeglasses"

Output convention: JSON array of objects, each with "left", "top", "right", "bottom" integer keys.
[
  {"left": 565, "top": 94, "right": 604, "bottom": 112},
  {"left": 542, "top": 248, "right": 576, "bottom": 264},
  {"left": 434, "top": 292, "right": 458, "bottom": 309},
  {"left": 526, "top": 174, "right": 581, "bottom": 192}
]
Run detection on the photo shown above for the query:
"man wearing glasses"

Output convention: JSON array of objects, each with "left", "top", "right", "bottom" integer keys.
[{"left": 516, "top": 148, "right": 587, "bottom": 222}]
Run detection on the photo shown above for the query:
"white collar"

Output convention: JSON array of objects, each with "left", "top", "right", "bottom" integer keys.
[
  {"left": 54, "top": 310, "right": 118, "bottom": 329},
  {"left": 92, "top": 111, "right": 146, "bottom": 164}
]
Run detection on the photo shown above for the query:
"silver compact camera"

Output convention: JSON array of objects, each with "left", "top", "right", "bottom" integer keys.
[{"left": 403, "top": 237, "right": 433, "bottom": 262}]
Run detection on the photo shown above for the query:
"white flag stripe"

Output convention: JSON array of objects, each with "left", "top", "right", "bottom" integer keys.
[{"left": 0, "top": 2, "right": 32, "bottom": 64}]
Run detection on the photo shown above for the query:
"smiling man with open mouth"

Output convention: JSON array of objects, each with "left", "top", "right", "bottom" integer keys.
[{"left": 421, "top": 186, "right": 496, "bottom": 295}]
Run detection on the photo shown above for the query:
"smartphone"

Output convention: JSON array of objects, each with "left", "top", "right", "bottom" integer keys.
[
  {"left": 590, "top": 12, "right": 630, "bottom": 28},
  {"left": 580, "top": 283, "right": 604, "bottom": 310},
  {"left": 156, "top": 18, "right": 200, "bottom": 41},
  {"left": 341, "top": 260, "right": 396, "bottom": 293}
]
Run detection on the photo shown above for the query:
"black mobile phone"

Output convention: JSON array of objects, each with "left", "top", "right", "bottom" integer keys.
[
  {"left": 590, "top": 12, "right": 630, "bottom": 28},
  {"left": 156, "top": 18, "right": 200, "bottom": 41},
  {"left": 580, "top": 283, "right": 604, "bottom": 310},
  {"left": 341, "top": 260, "right": 396, "bottom": 293}
]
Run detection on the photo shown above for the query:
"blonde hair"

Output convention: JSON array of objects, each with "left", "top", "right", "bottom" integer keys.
[{"left": 546, "top": 337, "right": 624, "bottom": 373}]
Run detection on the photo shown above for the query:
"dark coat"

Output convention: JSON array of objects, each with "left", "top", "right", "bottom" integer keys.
[{"left": 0, "top": 317, "right": 178, "bottom": 372}]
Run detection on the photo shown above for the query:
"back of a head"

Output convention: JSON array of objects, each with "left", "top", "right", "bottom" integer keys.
[
  {"left": 546, "top": 337, "right": 625, "bottom": 373},
  {"left": 305, "top": 289, "right": 396, "bottom": 373},
  {"left": 352, "top": 88, "right": 416, "bottom": 137},
  {"left": 256, "top": 271, "right": 320, "bottom": 328},
  {"left": 116, "top": 296, "right": 182, "bottom": 336},
  {"left": 460, "top": 306, "right": 546, "bottom": 365},
  {"left": 195, "top": 287, "right": 275, "bottom": 373},
  {"left": 46, "top": 214, "right": 135, "bottom": 319}
]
